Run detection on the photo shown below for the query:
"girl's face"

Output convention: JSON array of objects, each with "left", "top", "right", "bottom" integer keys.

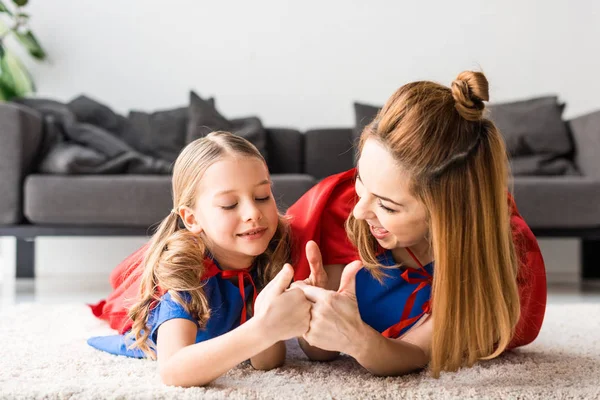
[
  {"left": 188, "top": 156, "right": 279, "bottom": 270},
  {"left": 353, "top": 138, "right": 430, "bottom": 259}
]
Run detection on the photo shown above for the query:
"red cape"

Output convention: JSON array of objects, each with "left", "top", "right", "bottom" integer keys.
[
  {"left": 287, "top": 168, "right": 547, "bottom": 349},
  {"left": 89, "top": 247, "right": 220, "bottom": 334}
]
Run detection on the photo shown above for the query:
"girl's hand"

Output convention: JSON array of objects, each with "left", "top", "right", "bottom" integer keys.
[
  {"left": 294, "top": 260, "right": 365, "bottom": 354},
  {"left": 254, "top": 264, "right": 311, "bottom": 342}
]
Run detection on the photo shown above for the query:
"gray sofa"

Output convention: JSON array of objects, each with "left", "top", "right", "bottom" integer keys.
[
  {"left": 0, "top": 102, "right": 321, "bottom": 277},
  {"left": 2, "top": 102, "right": 600, "bottom": 280}
]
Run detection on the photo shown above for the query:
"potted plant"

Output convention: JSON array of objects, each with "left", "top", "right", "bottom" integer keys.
[{"left": 0, "top": 0, "right": 46, "bottom": 101}]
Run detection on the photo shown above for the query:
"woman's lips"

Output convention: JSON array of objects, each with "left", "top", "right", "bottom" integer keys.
[{"left": 369, "top": 224, "right": 390, "bottom": 239}]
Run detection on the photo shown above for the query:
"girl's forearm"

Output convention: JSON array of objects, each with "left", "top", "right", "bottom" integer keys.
[
  {"left": 348, "top": 324, "right": 429, "bottom": 376},
  {"left": 160, "top": 317, "right": 276, "bottom": 387},
  {"left": 250, "top": 340, "right": 286, "bottom": 370}
]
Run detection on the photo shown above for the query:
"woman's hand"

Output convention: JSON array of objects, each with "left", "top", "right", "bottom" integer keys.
[
  {"left": 254, "top": 264, "right": 312, "bottom": 342},
  {"left": 294, "top": 260, "right": 366, "bottom": 355}
]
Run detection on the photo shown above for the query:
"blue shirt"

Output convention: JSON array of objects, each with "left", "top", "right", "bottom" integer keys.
[
  {"left": 355, "top": 250, "right": 434, "bottom": 337},
  {"left": 88, "top": 266, "right": 256, "bottom": 358}
]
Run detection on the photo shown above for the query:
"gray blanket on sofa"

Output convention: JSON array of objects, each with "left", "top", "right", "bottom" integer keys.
[{"left": 13, "top": 97, "right": 173, "bottom": 175}]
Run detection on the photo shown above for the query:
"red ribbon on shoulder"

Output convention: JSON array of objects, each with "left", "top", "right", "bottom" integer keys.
[
  {"left": 219, "top": 266, "right": 258, "bottom": 324},
  {"left": 381, "top": 247, "right": 433, "bottom": 339}
]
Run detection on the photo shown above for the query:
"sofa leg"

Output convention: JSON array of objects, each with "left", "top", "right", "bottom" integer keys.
[
  {"left": 581, "top": 239, "right": 600, "bottom": 280},
  {"left": 16, "top": 238, "right": 35, "bottom": 279}
]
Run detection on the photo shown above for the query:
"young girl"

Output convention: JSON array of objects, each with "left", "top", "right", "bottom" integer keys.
[
  {"left": 289, "top": 71, "right": 547, "bottom": 377},
  {"left": 88, "top": 131, "right": 311, "bottom": 387}
]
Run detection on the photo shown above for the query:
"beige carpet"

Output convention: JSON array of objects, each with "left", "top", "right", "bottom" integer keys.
[{"left": 1, "top": 302, "right": 599, "bottom": 400}]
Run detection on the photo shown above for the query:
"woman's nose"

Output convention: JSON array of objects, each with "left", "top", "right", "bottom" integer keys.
[{"left": 353, "top": 195, "right": 374, "bottom": 221}]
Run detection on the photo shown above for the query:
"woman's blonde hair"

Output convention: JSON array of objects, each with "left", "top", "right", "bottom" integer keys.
[
  {"left": 346, "top": 71, "right": 520, "bottom": 377},
  {"left": 128, "top": 131, "right": 291, "bottom": 358}
]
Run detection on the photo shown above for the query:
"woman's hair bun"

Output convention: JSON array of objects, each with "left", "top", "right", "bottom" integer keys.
[{"left": 451, "top": 71, "right": 489, "bottom": 121}]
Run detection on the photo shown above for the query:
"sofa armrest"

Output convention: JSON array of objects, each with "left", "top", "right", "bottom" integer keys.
[
  {"left": 304, "top": 128, "right": 355, "bottom": 179},
  {"left": 568, "top": 110, "right": 600, "bottom": 179},
  {"left": 0, "top": 103, "right": 44, "bottom": 224},
  {"left": 265, "top": 127, "right": 304, "bottom": 174}
]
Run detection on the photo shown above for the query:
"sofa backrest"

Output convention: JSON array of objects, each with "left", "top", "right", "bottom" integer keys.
[
  {"left": 567, "top": 111, "right": 600, "bottom": 179},
  {"left": 303, "top": 128, "right": 355, "bottom": 179},
  {"left": 264, "top": 128, "right": 304, "bottom": 174}
]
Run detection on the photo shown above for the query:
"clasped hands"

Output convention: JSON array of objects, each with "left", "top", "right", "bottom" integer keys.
[{"left": 253, "top": 240, "right": 364, "bottom": 354}]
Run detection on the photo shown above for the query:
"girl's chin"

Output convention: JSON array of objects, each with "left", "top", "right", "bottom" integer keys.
[{"left": 239, "top": 242, "right": 271, "bottom": 257}]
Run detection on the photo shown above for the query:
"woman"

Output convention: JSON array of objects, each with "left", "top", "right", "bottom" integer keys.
[{"left": 289, "top": 71, "right": 547, "bottom": 378}]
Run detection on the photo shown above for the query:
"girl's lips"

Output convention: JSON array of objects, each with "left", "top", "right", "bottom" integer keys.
[
  {"left": 237, "top": 227, "right": 267, "bottom": 240},
  {"left": 369, "top": 224, "right": 390, "bottom": 239}
]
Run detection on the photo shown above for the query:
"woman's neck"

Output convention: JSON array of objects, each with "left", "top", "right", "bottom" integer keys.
[{"left": 391, "top": 239, "right": 433, "bottom": 269}]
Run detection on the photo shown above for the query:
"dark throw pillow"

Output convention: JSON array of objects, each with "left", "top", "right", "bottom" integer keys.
[
  {"left": 488, "top": 96, "right": 572, "bottom": 158},
  {"left": 187, "top": 91, "right": 268, "bottom": 161},
  {"left": 186, "top": 91, "right": 232, "bottom": 143},
  {"left": 122, "top": 106, "right": 189, "bottom": 163}
]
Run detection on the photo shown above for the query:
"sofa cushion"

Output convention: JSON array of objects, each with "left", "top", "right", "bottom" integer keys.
[
  {"left": 229, "top": 117, "right": 269, "bottom": 162},
  {"left": 23, "top": 174, "right": 316, "bottom": 226},
  {"left": 68, "top": 95, "right": 128, "bottom": 135},
  {"left": 123, "top": 106, "right": 189, "bottom": 163},
  {"left": 512, "top": 176, "right": 600, "bottom": 228},
  {"left": 304, "top": 128, "right": 355, "bottom": 180},
  {"left": 186, "top": 91, "right": 232, "bottom": 142},
  {"left": 271, "top": 175, "right": 317, "bottom": 210},
  {"left": 187, "top": 91, "right": 269, "bottom": 161},
  {"left": 488, "top": 96, "right": 572, "bottom": 158}
]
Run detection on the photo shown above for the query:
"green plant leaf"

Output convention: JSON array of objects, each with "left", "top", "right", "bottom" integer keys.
[
  {"left": 0, "top": 0, "right": 12, "bottom": 14},
  {"left": 0, "top": 77, "right": 20, "bottom": 101},
  {"left": 0, "top": 48, "right": 35, "bottom": 100},
  {"left": 12, "top": 0, "right": 27, "bottom": 7},
  {"left": 14, "top": 30, "right": 46, "bottom": 60}
]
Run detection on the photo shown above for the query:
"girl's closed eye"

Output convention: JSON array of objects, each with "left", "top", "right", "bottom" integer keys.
[{"left": 221, "top": 195, "right": 270, "bottom": 210}]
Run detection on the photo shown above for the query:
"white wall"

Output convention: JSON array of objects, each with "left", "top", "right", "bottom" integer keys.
[{"left": 19, "top": 0, "right": 600, "bottom": 130}]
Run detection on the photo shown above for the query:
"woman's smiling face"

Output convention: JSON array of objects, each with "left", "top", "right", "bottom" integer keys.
[{"left": 353, "top": 138, "right": 429, "bottom": 253}]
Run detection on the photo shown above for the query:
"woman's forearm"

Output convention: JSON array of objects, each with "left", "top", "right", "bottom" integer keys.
[
  {"left": 298, "top": 337, "right": 339, "bottom": 361},
  {"left": 348, "top": 324, "right": 429, "bottom": 376},
  {"left": 160, "top": 317, "right": 276, "bottom": 387},
  {"left": 250, "top": 340, "right": 286, "bottom": 370}
]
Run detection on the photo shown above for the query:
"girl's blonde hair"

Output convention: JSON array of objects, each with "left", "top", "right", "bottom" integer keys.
[
  {"left": 128, "top": 131, "right": 291, "bottom": 358},
  {"left": 346, "top": 71, "right": 520, "bottom": 377}
]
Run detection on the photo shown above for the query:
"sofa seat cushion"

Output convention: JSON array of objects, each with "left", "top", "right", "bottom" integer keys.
[
  {"left": 24, "top": 174, "right": 316, "bottom": 226},
  {"left": 513, "top": 176, "right": 600, "bottom": 229}
]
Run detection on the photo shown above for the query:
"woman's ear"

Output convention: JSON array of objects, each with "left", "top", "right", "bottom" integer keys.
[{"left": 179, "top": 206, "right": 203, "bottom": 234}]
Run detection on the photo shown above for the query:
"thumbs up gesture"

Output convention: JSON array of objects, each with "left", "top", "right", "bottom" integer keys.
[
  {"left": 254, "top": 264, "right": 312, "bottom": 342},
  {"left": 297, "top": 240, "right": 329, "bottom": 289},
  {"left": 294, "top": 260, "right": 365, "bottom": 354}
]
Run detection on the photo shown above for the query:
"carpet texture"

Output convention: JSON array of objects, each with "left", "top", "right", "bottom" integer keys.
[{"left": 1, "top": 302, "right": 599, "bottom": 399}]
